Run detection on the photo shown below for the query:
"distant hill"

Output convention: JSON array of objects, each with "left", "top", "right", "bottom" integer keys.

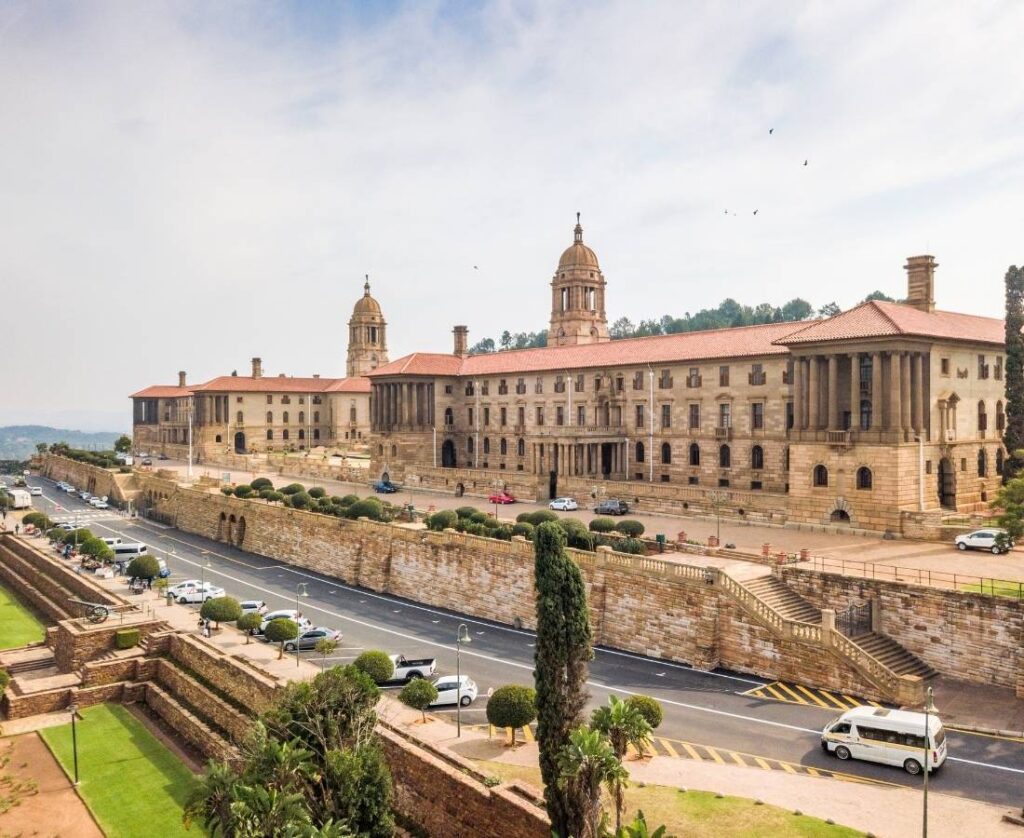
[{"left": 0, "top": 425, "right": 122, "bottom": 459}]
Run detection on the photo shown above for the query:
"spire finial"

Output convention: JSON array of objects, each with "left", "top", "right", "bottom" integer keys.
[
  {"left": 364, "top": 274, "right": 370, "bottom": 295},
  {"left": 574, "top": 212, "right": 583, "bottom": 244}
]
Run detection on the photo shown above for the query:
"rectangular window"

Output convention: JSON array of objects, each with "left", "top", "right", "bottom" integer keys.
[
  {"left": 556, "top": 406, "right": 564, "bottom": 426},
  {"left": 468, "top": 408, "right": 474, "bottom": 426},
  {"left": 660, "top": 474, "right": 670, "bottom": 482},
  {"left": 750, "top": 480, "right": 762, "bottom": 490},
  {"left": 518, "top": 406, "right": 525, "bottom": 426},
  {"left": 577, "top": 405, "right": 586, "bottom": 426},
  {"left": 786, "top": 401, "right": 794, "bottom": 429},
  {"left": 266, "top": 395, "right": 273, "bottom": 404},
  {"left": 498, "top": 379, "right": 508, "bottom": 395},
  {"left": 615, "top": 376, "right": 624, "bottom": 392},
  {"left": 749, "top": 363, "right": 766, "bottom": 385},
  {"left": 719, "top": 366, "right": 730, "bottom": 386},
  {"left": 500, "top": 407, "right": 507, "bottom": 426},
  {"left": 688, "top": 403, "right": 700, "bottom": 430},
  {"left": 575, "top": 374, "right": 585, "bottom": 392},
  {"left": 633, "top": 371, "right": 644, "bottom": 390},
  {"left": 688, "top": 475, "right": 699, "bottom": 485},
  {"left": 236, "top": 396, "right": 242, "bottom": 403},
  {"left": 555, "top": 375, "right": 565, "bottom": 393},
  {"left": 480, "top": 382, "right": 489, "bottom": 396},
  {"left": 483, "top": 407, "right": 490, "bottom": 425},
  {"left": 978, "top": 354, "right": 989, "bottom": 379},
  {"left": 659, "top": 369, "right": 673, "bottom": 389},
  {"left": 536, "top": 406, "right": 544, "bottom": 425},
  {"left": 635, "top": 404, "right": 644, "bottom": 428},
  {"left": 940, "top": 358, "right": 950, "bottom": 376},
  {"left": 444, "top": 384, "right": 453, "bottom": 394},
  {"left": 719, "top": 403, "right": 731, "bottom": 427},
  {"left": 535, "top": 377, "right": 544, "bottom": 394},
  {"left": 516, "top": 378, "right": 526, "bottom": 395},
  {"left": 594, "top": 376, "right": 602, "bottom": 391},
  {"left": 752, "top": 402, "right": 764, "bottom": 430},
  {"left": 686, "top": 367, "right": 701, "bottom": 388},
  {"left": 661, "top": 404, "right": 672, "bottom": 428},
  {"left": 718, "top": 478, "right": 730, "bottom": 487}
]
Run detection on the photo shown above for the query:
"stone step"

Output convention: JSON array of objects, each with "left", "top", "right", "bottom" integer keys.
[
  {"left": 850, "top": 632, "right": 937, "bottom": 679},
  {"left": 743, "top": 576, "right": 822, "bottom": 624},
  {"left": 6, "top": 655, "right": 56, "bottom": 675}
]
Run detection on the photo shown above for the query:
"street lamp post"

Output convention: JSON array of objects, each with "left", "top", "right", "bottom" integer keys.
[
  {"left": 456, "top": 623, "right": 471, "bottom": 737},
  {"left": 295, "top": 582, "right": 309, "bottom": 668},
  {"left": 68, "top": 702, "right": 79, "bottom": 785},
  {"left": 922, "top": 686, "right": 938, "bottom": 838},
  {"left": 198, "top": 559, "right": 210, "bottom": 612}
]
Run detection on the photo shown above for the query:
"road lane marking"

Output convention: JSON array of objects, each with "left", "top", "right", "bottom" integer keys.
[{"left": 946, "top": 727, "right": 1024, "bottom": 744}]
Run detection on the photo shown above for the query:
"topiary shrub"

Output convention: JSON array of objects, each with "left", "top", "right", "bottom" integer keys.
[
  {"left": 258, "top": 488, "right": 276, "bottom": 500},
  {"left": 511, "top": 522, "right": 535, "bottom": 540},
  {"left": 455, "top": 506, "right": 479, "bottom": 519},
  {"left": 266, "top": 491, "right": 284, "bottom": 503},
  {"left": 588, "top": 517, "right": 616, "bottom": 534},
  {"left": 220, "top": 486, "right": 234, "bottom": 496},
  {"left": 340, "top": 494, "right": 360, "bottom": 507},
  {"left": 480, "top": 516, "right": 501, "bottom": 530},
  {"left": 330, "top": 496, "right": 345, "bottom": 505},
  {"left": 22, "top": 512, "right": 52, "bottom": 530},
  {"left": 617, "top": 519, "right": 646, "bottom": 538},
  {"left": 526, "top": 509, "right": 559, "bottom": 526},
  {"left": 79, "top": 537, "right": 114, "bottom": 562},
  {"left": 613, "top": 537, "right": 646, "bottom": 555},
  {"left": 468, "top": 510, "right": 489, "bottom": 524},
  {"left": 265, "top": 618, "right": 299, "bottom": 659},
  {"left": 280, "top": 483, "right": 304, "bottom": 495},
  {"left": 308, "top": 486, "right": 326, "bottom": 499},
  {"left": 399, "top": 679, "right": 438, "bottom": 723},
  {"left": 485, "top": 685, "right": 537, "bottom": 745},
  {"left": 515, "top": 512, "right": 534, "bottom": 524},
  {"left": 493, "top": 524, "right": 514, "bottom": 541},
  {"left": 464, "top": 523, "right": 488, "bottom": 537},
  {"left": 62, "top": 528, "right": 94, "bottom": 545},
  {"left": 626, "top": 694, "right": 664, "bottom": 729},
  {"left": 200, "top": 596, "right": 243, "bottom": 628},
  {"left": 557, "top": 519, "right": 594, "bottom": 551},
  {"left": 0, "top": 669, "right": 9, "bottom": 691},
  {"left": 289, "top": 491, "right": 312, "bottom": 510},
  {"left": 250, "top": 477, "right": 274, "bottom": 491},
  {"left": 346, "top": 498, "right": 385, "bottom": 521},
  {"left": 115, "top": 628, "right": 140, "bottom": 649},
  {"left": 126, "top": 555, "right": 160, "bottom": 580},
  {"left": 233, "top": 484, "right": 253, "bottom": 498},
  {"left": 353, "top": 650, "right": 395, "bottom": 684},
  {"left": 236, "top": 612, "right": 262, "bottom": 643},
  {"left": 426, "top": 509, "right": 458, "bottom": 531}
]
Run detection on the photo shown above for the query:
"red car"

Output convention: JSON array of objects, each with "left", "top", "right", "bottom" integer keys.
[{"left": 488, "top": 491, "right": 516, "bottom": 504}]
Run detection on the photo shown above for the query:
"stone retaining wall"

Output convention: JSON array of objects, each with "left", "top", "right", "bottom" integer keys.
[
  {"left": 144, "top": 683, "right": 238, "bottom": 764},
  {"left": 154, "top": 659, "right": 252, "bottom": 743},
  {"left": 53, "top": 617, "right": 168, "bottom": 672},
  {"left": 167, "top": 633, "right": 280, "bottom": 713},
  {"left": 40, "top": 455, "right": 134, "bottom": 505}
]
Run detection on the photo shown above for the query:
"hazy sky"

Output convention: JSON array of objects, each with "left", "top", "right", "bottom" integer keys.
[{"left": 2, "top": 1, "right": 1023, "bottom": 431}]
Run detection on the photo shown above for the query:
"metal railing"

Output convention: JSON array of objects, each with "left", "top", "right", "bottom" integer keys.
[{"left": 805, "top": 556, "right": 1024, "bottom": 600}]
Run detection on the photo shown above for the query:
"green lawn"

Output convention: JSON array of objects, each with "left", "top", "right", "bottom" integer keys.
[
  {"left": 0, "top": 582, "right": 45, "bottom": 648},
  {"left": 40, "top": 703, "right": 200, "bottom": 838},
  {"left": 960, "top": 580, "right": 1024, "bottom": 599}
]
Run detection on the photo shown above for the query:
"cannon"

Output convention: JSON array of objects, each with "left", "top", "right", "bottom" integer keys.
[{"left": 67, "top": 598, "right": 111, "bottom": 624}]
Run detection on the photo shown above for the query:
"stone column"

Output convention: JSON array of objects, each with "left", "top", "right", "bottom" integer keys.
[
  {"left": 848, "top": 354, "right": 860, "bottom": 431},
  {"left": 808, "top": 356, "right": 820, "bottom": 430},
  {"left": 827, "top": 355, "right": 839, "bottom": 430},
  {"left": 911, "top": 354, "right": 923, "bottom": 434},
  {"left": 888, "top": 352, "right": 902, "bottom": 435},
  {"left": 899, "top": 353, "right": 911, "bottom": 432},
  {"left": 792, "top": 356, "right": 804, "bottom": 432},
  {"left": 871, "top": 352, "right": 883, "bottom": 430}
]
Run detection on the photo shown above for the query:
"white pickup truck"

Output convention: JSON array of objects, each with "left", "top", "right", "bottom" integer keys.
[{"left": 388, "top": 654, "right": 437, "bottom": 682}]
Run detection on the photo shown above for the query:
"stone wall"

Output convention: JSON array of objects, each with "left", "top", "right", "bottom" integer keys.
[
  {"left": 0, "top": 539, "right": 71, "bottom": 623},
  {"left": 154, "top": 659, "right": 252, "bottom": 743},
  {"left": 377, "top": 724, "right": 548, "bottom": 838},
  {"left": 3, "top": 680, "right": 128, "bottom": 720},
  {"left": 80, "top": 655, "right": 157, "bottom": 686},
  {"left": 781, "top": 566, "right": 1023, "bottom": 691},
  {"left": 40, "top": 455, "right": 134, "bottom": 505},
  {"left": 144, "top": 683, "right": 238, "bottom": 764},
  {"left": 167, "top": 633, "right": 281, "bottom": 714}
]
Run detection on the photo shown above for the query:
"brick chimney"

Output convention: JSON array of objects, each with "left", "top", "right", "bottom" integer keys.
[
  {"left": 178, "top": 370, "right": 186, "bottom": 388},
  {"left": 453, "top": 325, "right": 469, "bottom": 358},
  {"left": 904, "top": 255, "right": 937, "bottom": 313},
  {"left": 251, "top": 357, "right": 263, "bottom": 378}
]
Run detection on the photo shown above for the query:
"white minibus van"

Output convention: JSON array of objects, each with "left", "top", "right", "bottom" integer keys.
[
  {"left": 821, "top": 706, "right": 946, "bottom": 775},
  {"left": 111, "top": 542, "right": 148, "bottom": 558},
  {"left": 100, "top": 537, "right": 123, "bottom": 547}
]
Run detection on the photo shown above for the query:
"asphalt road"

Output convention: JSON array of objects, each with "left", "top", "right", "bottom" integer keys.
[{"left": 27, "top": 476, "right": 1024, "bottom": 807}]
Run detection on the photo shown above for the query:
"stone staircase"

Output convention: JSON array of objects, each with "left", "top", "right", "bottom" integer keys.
[
  {"left": 848, "top": 632, "right": 937, "bottom": 680},
  {"left": 742, "top": 577, "right": 822, "bottom": 625}
]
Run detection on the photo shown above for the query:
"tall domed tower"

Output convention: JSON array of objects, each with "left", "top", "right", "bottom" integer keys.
[
  {"left": 347, "top": 277, "right": 389, "bottom": 377},
  {"left": 547, "top": 214, "right": 609, "bottom": 347}
]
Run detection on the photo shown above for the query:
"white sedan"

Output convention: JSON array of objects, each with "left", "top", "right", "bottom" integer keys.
[
  {"left": 549, "top": 497, "right": 578, "bottom": 511},
  {"left": 30, "top": 486, "right": 43, "bottom": 497},
  {"left": 429, "top": 675, "right": 477, "bottom": 707},
  {"left": 176, "top": 583, "right": 225, "bottom": 604},
  {"left": 954, "top": 529, "right": 1012, "bottom": 554}
]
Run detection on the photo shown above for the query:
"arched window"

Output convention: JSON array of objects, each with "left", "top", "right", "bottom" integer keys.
[
  {"left": 997, "top": 448, "right": 1005, "bottom": 475},
  {"left": 283, "top": 429, "right": 290, "bottom": 440},
  {"left": 235, "top": 411, "right": 243, "bottom": 424},
  {"left": 266, "top": 430, "right": 273, "bottom": 440},
  {"left": 751, "top": 445, "right": 764, "bottom": 470},
  {"left": 298, "top": 429, "right": 305, "bottom": 440},
  {"left": 313, "top": 411, "right": 320, "bottom": 423},
  {"left": 483, "top": 437, "right": 491, "bottom": 454},
  {"left": 266, "top": 411, "right": 273, "bottom": 423},
  {"left": 997, "top": 400, "right": 1005, "bottom": 431},
  {"left": 298, "top": 411, "right": 305, "bottom": 424},
  {"left": 467, "top": 437, "right": 474, "bottom": 455},
  {"left": 635, "top": 441, "right": 645, "bottom": 463},
  {"left": 500, "top": 438, "right": 507, "bottom": 455},
  {"left": 978, "top": 448, "right": 987, "bottom": 477},
  {"left": 444, "top": 407, "right": 454, "bottom": 426},
  {"left": 283, "top": 411, "right": 290, "bottom": 424},
  {"left": 689, "top": 443, "right": 700, "bottom": 466},
  {"left": 856, "top": 466, "right": 872, "bottom": 489},
  {"left": 978, "top": 401, "right": 987, "bottom": 432},
  {"left": 391, "top": 445, "right": 397, "bottom": 457},
  {"left": 661, "top": 442, "right": 672, "bottom": 464},
  {"left": 813, "top": 464, "right": 828, "bottom": 487},
  {"left": 313, "top": 429, "right": 320, "bottom": 440},
  {"left": 215, "top": 434, "right": 222, "bottom": 443},
  {"left": 517, "top": 438, "right": 525, "bottom": 457},
  {"left": 377, "top": 444, "right": 383, "bottom": 455},
  {"left": 719, "top": 444, "right": 731, "bottom": 468}
]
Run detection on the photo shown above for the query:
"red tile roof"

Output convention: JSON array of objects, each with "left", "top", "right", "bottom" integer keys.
[
  {"left": 368, "top": 321, "right": 804, "bottom": 378},
  {"left": 190, "top": 376, "right": 343, "bottom": 393},
  {"left": 324, "top": 376, "right": 372, "bottom": 393},
  {"left": 778, "top": 301, "right": 1004, "bottom": 346},
  {"left": 130, "top": 385, "right": 193, "bottom": 399}
]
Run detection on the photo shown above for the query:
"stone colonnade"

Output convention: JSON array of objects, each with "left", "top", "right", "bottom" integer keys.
[
  {"left": 372, "top": 382, "right": 435, "bottom": 430},
  {"left": 531, "top": 440, "right": 628, "bottom": 477},
  {"left": 792, "top": 351, "right": 926, "bottom": 435}
]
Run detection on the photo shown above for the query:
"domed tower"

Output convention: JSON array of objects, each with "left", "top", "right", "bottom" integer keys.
[
  {"left": 547, "top": 214, "right": 609, "bottom": 347},
  {"left": 347, "top": 276, "right": 389, "bottom": 377}
]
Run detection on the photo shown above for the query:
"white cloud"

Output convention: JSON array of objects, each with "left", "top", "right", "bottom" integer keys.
[{"left": 1, "top": 0, "right": 1022, "bottom": 425}]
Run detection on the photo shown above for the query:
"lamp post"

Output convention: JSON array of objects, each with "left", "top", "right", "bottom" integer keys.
[
  {"left": 198, "top": 558, "right": 210, "bottom": 612},
  {"left": 68, "top": 702, "right": 79, "bottom": 785},
  {"left": 922, "top": 686, "right": 938, "bottom": 838},
  {"left": 456, "top": 623, "right": 471, "bottom": 737},
  {"left": 295, "top": 582, "right": 309, "bottom": 667}
]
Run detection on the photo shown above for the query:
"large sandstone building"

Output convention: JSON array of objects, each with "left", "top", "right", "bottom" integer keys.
[
  {"left": 131, "top": 283, "right": 386, "bottom": 459},
  {"left": 367, "top": 221, "right": 1007, "bottom": 533}
]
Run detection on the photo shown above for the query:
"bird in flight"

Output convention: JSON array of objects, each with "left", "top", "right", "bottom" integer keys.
[
  {"left": 753, "top": 210, "right": 758, "bottom": 215},
  {"left": 769, "top": 128, "right": 774, "bottom": 135},
  {"left": 473, "top": 265, "right": 478, "bottom": 269},
  {"left": 803, "top": 160, "right": 808, "bottom": 166}
]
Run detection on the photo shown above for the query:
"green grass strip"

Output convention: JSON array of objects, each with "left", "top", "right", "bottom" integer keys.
[
  {"left": 40, "top": 703, "right": 200, "bottom": 837},
  {"left": 0, "top": 581, "right": 46, "bottom": 648}
]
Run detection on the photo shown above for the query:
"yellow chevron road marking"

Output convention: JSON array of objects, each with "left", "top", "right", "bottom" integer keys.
[
  {"left": 795, "top": 683, "right": 830, "bottom": 708},
  {"left": 681, "top": 742, "right": 702, "bottom": 761},
  {"left": 776, "top": 682, "right": 807, "bottom": 703},
  {"left": 522, "top": 725, "right": 534, "bottom": 742},
  {"left": 659, "top": 739, "right": 679, "bottom": 758},
  {"left": 729, "top": 752, "right": 747, "bottom": 767},
  {"left": 764, "top": 683, "right": 790, "bottom": 702},
  {"left": 819, "top": 689, "right": 852, "bottom": 710},
  {"left": 779, "top": 761, "right": 797, "bottom": 774},
  {"left": 755, "top": 757, "right": 772, "bottom": 770},
  {"left": 706, "top": 747, "right": 726, "bottom": 765}
]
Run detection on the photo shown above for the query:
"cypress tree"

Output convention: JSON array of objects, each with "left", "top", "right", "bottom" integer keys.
[
  {"left": 1004, "top": 265, "right": 1024, "bottom": 480},
  {"left": 533, "top": 521, "right": 593, "bottom": 838}
]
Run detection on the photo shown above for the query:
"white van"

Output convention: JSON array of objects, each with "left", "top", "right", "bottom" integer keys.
[
  {"left": 821, "top": 706, "right": 947, "bottom": 775},
  {"left": 111, "top": 542, "right": 148, "bottom": 558},
  {"left": 100, "top": 537, "right": 123, "bottom": 547}
]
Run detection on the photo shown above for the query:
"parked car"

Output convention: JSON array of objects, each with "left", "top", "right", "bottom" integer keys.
[
  {"left": 283, "top": 627, "right": 342, "bottom": 652},
  {"left": 488, "top": 491, "right": 516, "bottom": 505},
  {"left": 954, "top": 529, "right": 1012, "bottom": 554},
  {"left": 373, "top": 480, "right": 399, "bottom": 494},
  {"left": 429, "top": 675, "right": 478, "bottom": 707},
  {"left": 549, "top": 497, "right": 578, "bottom": 511},
  {"left": 89, "top": 496, "right": 107, "bottom": 507},
  {"left": 594, "top": 499, "right": 629, "bottom": 516},
  {"left": 256, "top": 609, "right": 312, "bottom": 636},
  {"left": 239, "top": 599, "right": 267, "bottom": 616},
  {"left": 55, "top": 522, "right": 75, "bottom": 531},
  {"left": 29, "top": 486, "right": 43, "bottom": 497},
  {"left": 141, "top": 458, "right": 153, "bottom": 466},
  {"left": 176, "top": 583, "right": 225, "bottom": 604},
  {"left": 92, "top": 500, "right": 109, "bottom": 510},
  {"left": 167, "top": 579, "right": 204, "bottom": 597},
  {"left": 388, "top": 654, "right": 437, "bottom": 682},
  {"left": 78, "top": 491, "right": 91, "bottom": 501},
  {"left": 158, "top": 453, "right": 170, "bottom": 460}
]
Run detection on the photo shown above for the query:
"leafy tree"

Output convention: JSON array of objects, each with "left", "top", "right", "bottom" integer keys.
[
  {"left": 35, "top": 442, "right": 49, "bottom": 454},
  {"left": 609, "top": 317, "right": 635, "bottom": 339},
  {"left": 862, "top": 290, "right": 896, "bottom": 303},
  {"left": 625, "top": 695, "right": 663, "bottom": 730},
  {"left": 499, "top": 330, "right": 513, "bottom": 350},
  {"left": 617, "top": 520, "right": 645, "bottom": 538},
  {"left": 399, "top": 679, "right": 438, "bottom": 723},
  {"left": 237, "top": 612, "right": 263, "bottom": 643},
  {"left": 234, "top": 484, "right": 254, "bottom": 498},
  {"left": 557, "top": 726, "right": 628, "bottom": 838},
  {"left": 250, "top": 477, "right": 274, "bottom": 491},
  {"left": 588, "top": 517, "right": 616, "bottom": 534},
  {"left": 280, "top": 483, "right": 305, "bottom": 495},
  {"left": 290, "top": 491, "right": 312, "bottom": 509},
  {"left": 113, "top": 435, "right": 132, "bottom": 453},
  {"left": 992, "top": 476, "right": 1024, "bottom": 551},
  {"left": 781, "top": 298, "right": 814, "bottom": 321},
  {"left": 308, "top": 487, "right": 327, "bottom": 499},
  {"left": 314, "top": 636, "right": 339, "bottom": 670},
  {"left": 426, "top": 509, "right": 459, "bottom": 530},
  {"left": 469, "top": 337, "right": 496, "bottom": 354},
  {"left": 201, "top": 596, "right": 243, "bottom": 628},
  {"left": 534, "top": 522, "right": 593, "bottom": 838},
  {"left": 591, "top": 696, "right": 653, "bottom": 828},
  {"left": 817, "top": 301, "right": 842, "bottom": 317},
  {"left": 486, "top": 685, "right": 537, "bottom": 745},
  {"left": 1004, "top": 265, "right": 1024, "bottom": 480},
  {"left": 22, "top": 512, "right": 52, "bottom": 530},
  {"left": 345, "top": 498, "right": 385, "bottom": 521},
  {"left": 62, "top": 528, "right": 94, "bottom": 545},
  {"left": 126, "top": 555, "right": 160, "bottom": 581},
  {"left": 265, "top": 618, "right": 299, "bottom": 659},
  {"left": 353, "top": 650, "right": 395, "bottom": 684},
  {"left": 78, "top": 537, "right": 113, "bottom": 562}
]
